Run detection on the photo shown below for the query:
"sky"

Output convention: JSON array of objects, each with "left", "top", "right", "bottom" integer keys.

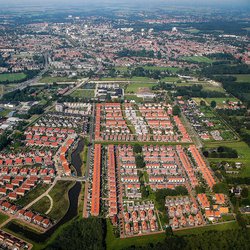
[{"left": 0, "top": 0, "right": 249, "bottom": 6}]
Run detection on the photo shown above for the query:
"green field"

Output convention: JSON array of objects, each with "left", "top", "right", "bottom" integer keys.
[
  {"left": 233, "top": 74, "right": 250, "bottom": 83},
  {"left": 126, "top": 82, "right": 157, "bottom": 93},
  {"left": 70, "top": 89, "right": 95, "bottom": 98},
  {"left": 0, "top": 73, "right": 27, "bottom": 83},
  {"left": 30, "top": 196, "right": 51, "bottom": 215},
  {"left": 15, "top": 184, "right": 49, "bottom": 207},
  {"left": 143, "top": 66, "right": 180, "bottom": 73},
  {"left": 48, "top": 181, "right": 75, "bottom": 221},
  {"left": 115, "top": 66, "right": 180, "bottom": 73},
  {"left": 180, "top": 56, "right": 214, "bottom": 64},
  {"left": 40, "top": 76, "right": 74, "bottom": 83}
]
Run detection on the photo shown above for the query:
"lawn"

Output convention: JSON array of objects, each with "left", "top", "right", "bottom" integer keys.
[
  {"left": 0, "top": 73, "right": 27, "bottom": 83},
  {"left": 180, "top": 56, "right": 214, "bottom": 64},
  {"left": 30, "top": 196, "right": 51, "bottom": 215},
  {"left": 70, "top": 89, "right": 95, "bottom": 98},
  {"left": 126, "top": 82, "right": 157, "bottom": 93},
  {"left": 80, "top": 146, "right": 88, "bottom": 176},
  {"left": 48, "top": 181, "right": 75, "bottom": 221},
  {"left": 15, "top": 184, "right": 50, "bottom": 207}
]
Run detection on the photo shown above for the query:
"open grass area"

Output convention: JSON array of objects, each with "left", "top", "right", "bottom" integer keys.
[
  {"left": 0, "top": 212, "right": 9, "bottom": 224},
  {"left": 125, "top": 82, "right": 157, "bottom": 93},
  {"left": 99, "top": 77, "right": 130, "bottom": 81},
  {"left": 70, "top": 89, "right": 95, "bottom": 98},
  {"left": 180, "top": 56, "right": 214, "bottom": 64},
  {"left": 15, "top": 184, "right": 50, "bottom": 207},
  {"left": 77, "top": 185, "right": 85, "bottom": 216},
  {"left": 30, "top": 196, "right": 51, "bottom": 215},
  {"left": 0, "top": 108, "right": 11, "bottom": 117},
  {"left": 80, "top": 146, "right": 88, "bottom": 176},
  {"left": 0, "top": 73, "right": 27, "bottom": 83},
  {"left": 48, "top": 181, "right": 75, "bottom": 221},
  {"left": 40, "top": 76, "right": 74, "bottom": 83},
  {"left": 174, "top": 221, "right": 239, "bottom": 236},
  {"left": 204, "top": 141, "right": 250, "bottom": 177}
]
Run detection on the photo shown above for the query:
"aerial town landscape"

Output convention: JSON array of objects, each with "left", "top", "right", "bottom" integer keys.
[{"left": 0, "top": 0, "right": 249, "bottom": 249}]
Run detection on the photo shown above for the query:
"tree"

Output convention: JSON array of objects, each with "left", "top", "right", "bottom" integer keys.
[
  {"left": 133, "top": 144, "right": 142, "bottom": 154},
  {"left": 241, "top": 187, "right": 249, "bottom": 198},
  {"left": 200, "top": 100, "right": 206, "bottom": 106},
  {"left": 172, "top": 105, "right": 181, "bottom": 116},
  {"left": 211, "top": 100, "right": 217, "bottom": 108}
]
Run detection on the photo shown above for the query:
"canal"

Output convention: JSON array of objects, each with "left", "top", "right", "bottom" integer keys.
[{"left": 5, "top": 139, "right": 85, "bottom": 243}]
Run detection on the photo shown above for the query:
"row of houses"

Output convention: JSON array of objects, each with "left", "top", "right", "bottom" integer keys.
[
  {"left": 189, "top": 145, "right": 216, "bottom": 189},
  {"left": 107, "top": 145, "right": 118, "bottom": 217},
  {"left": 0, "top": 229, "right": 28, "bottom": 250},
  {"left": 123, "top": 202, "right": 158, "bottom": 235},
  {"left": 91, "top": 144, "right": 101, "bottom": 216},
  {"left": 0, "top": 201, "right": 51, "bottom": 229},
  {"left": 0, "top": 175, "right": 53, "bottom": 200}
]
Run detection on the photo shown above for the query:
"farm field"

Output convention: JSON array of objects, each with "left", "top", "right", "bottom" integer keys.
[
  {"left": 180, "top": 56, "right": 214, "bottom": 64},
  {"left": 192, "top": 97, "right": 239, "bottom": 107},
  {"left": 161, "top": 76, "right": 179, "bottom": 82},
  {"left": 115, "top": 66, "right": 180, "bottom": 73},
  {"left": 0, "top": 73, "right": 27, "bottom": 83},
  {"left": 204, "top": 141, "right": 250, "bottom": 177}
]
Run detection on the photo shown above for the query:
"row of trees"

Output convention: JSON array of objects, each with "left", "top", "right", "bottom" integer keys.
[{"left": 46, "top": 217, "right": 106, "bottom": 250}]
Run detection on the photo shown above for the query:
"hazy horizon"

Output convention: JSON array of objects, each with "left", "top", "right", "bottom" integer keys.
[{"left": 0, "top": 0, "right": 249, "bottom": 9}]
